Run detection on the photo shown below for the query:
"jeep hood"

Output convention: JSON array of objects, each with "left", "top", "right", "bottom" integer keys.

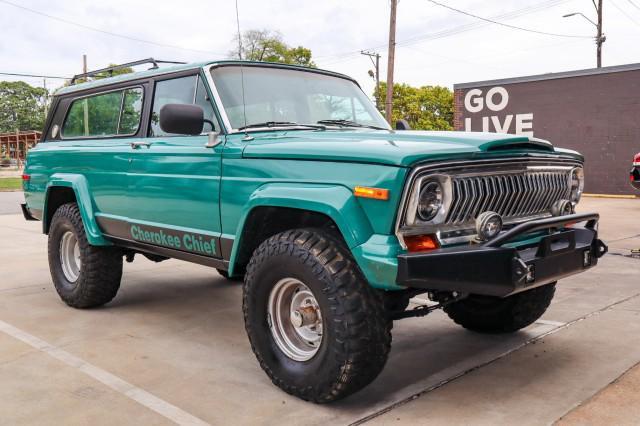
[{"left": 240, "top": 130, "right": 580, "bottom": 167}]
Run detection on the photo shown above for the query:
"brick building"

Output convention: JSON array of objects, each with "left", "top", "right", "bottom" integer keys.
[{"left": 454, "top": 63, "right": 640, "bottom": 195}]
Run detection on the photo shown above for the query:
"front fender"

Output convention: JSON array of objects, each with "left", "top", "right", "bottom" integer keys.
[
  {"left": 44, "top": 174, "right": 109, "bottom": 246},
  {"left": 228, "top": 183, "right": 374, "bottom": 274}
]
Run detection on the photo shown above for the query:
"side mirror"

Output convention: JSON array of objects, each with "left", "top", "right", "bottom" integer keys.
[
  {"left": 395, "top": 119, "right": 411, "bottom": 130},
  {"left": 159, "top": 103, "right": 204, "bottom": 135}
]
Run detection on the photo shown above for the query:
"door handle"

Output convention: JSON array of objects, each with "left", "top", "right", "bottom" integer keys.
[{"left": 130, "top": 142, "right": 152, "bottom": 149}]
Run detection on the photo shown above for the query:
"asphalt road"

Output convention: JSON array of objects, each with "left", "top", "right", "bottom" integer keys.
[
  {"left": 0, "top": 191, "right": 23, "bottom": 215},
  {"left": 0, "top": 197, "right": 638, "bottom": 425}
]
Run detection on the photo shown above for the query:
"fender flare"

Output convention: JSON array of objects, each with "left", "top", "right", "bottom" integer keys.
[
  {"left": 227, "top": 183, "right": 374, "bottom": 274},
  {"left": 44, "top": 174, "right": 109, "bottom": 246}
]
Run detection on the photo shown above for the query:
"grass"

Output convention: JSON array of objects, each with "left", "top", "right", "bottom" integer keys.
[{"left": 0, "top": 178, "right": 22, "bottom": 191}]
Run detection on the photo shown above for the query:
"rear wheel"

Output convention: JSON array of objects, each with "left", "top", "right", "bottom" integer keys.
[
  {"left": 243, "top": 229, "right": 391, "bottom": 403},
  {"left": 443, "top": 283, "right": 556, "bottom": 333},
  {"left": 48, "top": 203, "right": 123, "bottom": 308}
]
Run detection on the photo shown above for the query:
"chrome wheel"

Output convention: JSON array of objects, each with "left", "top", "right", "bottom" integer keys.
[
  {"left": 267, "top": 278, "right": 323, "bottom": 361},
  {"left": 60, "top": 231, "right": 81, "bottom": 282}
]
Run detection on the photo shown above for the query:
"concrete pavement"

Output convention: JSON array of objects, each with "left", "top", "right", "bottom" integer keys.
[
  {"left": 0, "top": 191, "right": 23, "bottom": 215},
  {"left": 0, "top": 197, "right": 638, "bottom": 425},
  {"left": 558, "top": 360, "right": 640, "bottom": 425}
]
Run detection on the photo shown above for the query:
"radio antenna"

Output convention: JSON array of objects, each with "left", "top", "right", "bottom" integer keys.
[{"left": 234, "top": 0, "right": 252, "bottom": 140}]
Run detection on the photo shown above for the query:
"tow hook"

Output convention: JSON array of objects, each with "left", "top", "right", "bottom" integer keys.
[{"left": 391, "top": 292, "right": 467, "bottom": 321}]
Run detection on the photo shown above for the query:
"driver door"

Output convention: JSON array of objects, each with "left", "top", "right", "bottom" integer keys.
[{"left": 127, "top": 72, "right": 225, "bottom": 262}]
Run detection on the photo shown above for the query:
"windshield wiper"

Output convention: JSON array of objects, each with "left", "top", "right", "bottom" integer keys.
[
  {"left": 317, "top": 119, "right": 388, "bottom": 131},
  {"left": 237, "top": 121, "right": 325, "bottom": 131}
]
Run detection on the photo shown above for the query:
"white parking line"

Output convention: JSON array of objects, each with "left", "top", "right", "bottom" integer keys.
[
  {"left": 409, "top": 297, "right": 436, "bottom": 306},
  {"left": 0, "top": 319, "right": 210, "bottom": 426},
  {"left": 535, "top": 319, "right": 567, "bottom": 327}
]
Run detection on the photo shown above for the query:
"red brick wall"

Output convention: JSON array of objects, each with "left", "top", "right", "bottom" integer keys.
[{"left": 453, "top": 89, "right": 464, "bottom": 131}]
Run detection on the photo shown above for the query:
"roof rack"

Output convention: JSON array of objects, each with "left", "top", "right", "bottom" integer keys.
[{"left": 70, "top": 58, "right": 187, "bottom": 85}]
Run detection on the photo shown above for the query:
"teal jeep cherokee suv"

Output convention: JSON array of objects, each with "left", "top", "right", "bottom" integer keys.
[{"left": 22, "top": 59, "right": 607, "bottom": 402}]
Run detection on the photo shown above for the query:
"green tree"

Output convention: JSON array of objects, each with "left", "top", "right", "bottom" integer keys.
[
  {"left": 0, "top": 81, "right": 48, "bottom": 133},
  {"left": 230, "top": 29, "right": 315, "bottom": 67},
  {"left": 376, "top": 82, "right": 453, "bottom": 130}
]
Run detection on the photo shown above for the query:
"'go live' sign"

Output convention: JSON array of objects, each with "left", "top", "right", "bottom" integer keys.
[{"left": 463, "top": 86, "right": 534, "bottom": 137}]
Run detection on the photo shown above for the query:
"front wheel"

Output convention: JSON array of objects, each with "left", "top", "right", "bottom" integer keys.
[
  {"left": 443, "top": 283, "right": 556, "bottom": 333},
  {"left": 48, "top": 203, "right": 123, "bottom": 308},
  {"left": 243, "top": 229, "right": 391, "bottom": 403}
]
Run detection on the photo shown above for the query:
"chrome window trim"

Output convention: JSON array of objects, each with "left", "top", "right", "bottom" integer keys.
[
  {"left": 61, "top": 85, "right": 145, "bottom": 140},
  {"left": 394, "top": 156, "right": 583, "bottom": 250},
  {"left": 204, "top": 66, "right": 233, "bottom": 134}
]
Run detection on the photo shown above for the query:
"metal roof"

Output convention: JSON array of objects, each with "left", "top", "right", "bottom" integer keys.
[
  {"left": 55, "top": 60, "right": 354, "bottom": 96},
  {"left": 454, "top": 62, "right": 640, "bottom": 90}
]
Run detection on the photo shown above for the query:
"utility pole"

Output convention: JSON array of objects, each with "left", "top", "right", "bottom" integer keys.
[
  {"left": 596, "top": 0, "right": 603, "bottom": 68},
  {"left": 43, "top": 78, "right": 48, "bottom": 118},
  {"left": 385, "top": 0, "right": 398, "bottom": 125},
  {"left": 563, "top": 2, "right": 604, "bottom": 68},
  {"left": 82, "top": 55, "right": 89, "bottom": 136},
  {"left": 361, "top": 50, "right": 381, "bottom": 109}
]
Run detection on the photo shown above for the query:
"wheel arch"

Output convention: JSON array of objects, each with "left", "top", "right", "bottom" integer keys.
[
  {"left": 43, "top": 174, "right": 109, "bottom": 246},
  {"left": 227, "top": 183, "right": 374, "bottom": 276}
]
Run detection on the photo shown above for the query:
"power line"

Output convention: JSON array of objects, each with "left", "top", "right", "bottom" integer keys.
[
  {"left": 318, "top": 0, "right": 580, "bottom": 65},
  {"left": 628, "top": 0, "right": 640, "bottom": 12},
  {"left": 0, "top": 71, "right": 70, "bottom": 79},
  {"left": 611, "top": 0, "right": 640, "bottom": 26},
  {"left": 396, "top": 0, "right": 573, "bottom": 47},
  {"left": 426, "top": 0, "right": 592, "bottom": 39},
  {"left": 0, "top": 0, "right": 226, "bottom": 56}
]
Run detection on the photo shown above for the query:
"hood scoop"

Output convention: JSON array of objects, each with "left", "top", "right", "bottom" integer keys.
[{"left": 484, "top": 137, "right": 554, "bottom": 152}]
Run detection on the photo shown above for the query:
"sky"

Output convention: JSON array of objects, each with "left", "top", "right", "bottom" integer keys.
[{"left": 1, "top": 0, "right": 639, "bottom": 97}]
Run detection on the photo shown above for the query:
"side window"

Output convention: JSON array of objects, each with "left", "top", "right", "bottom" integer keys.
[
  {"left": 62, "top": 88, "right": 143, "bottom": 138},
  {"left": 118, "top": 88, "right": 144, "bottom": 135},
  {"left": 149, "top": 75, "right": 219, "bottom": 137},
  {"left": 195, "top": 76, "right": 216, "bottom": 133}
]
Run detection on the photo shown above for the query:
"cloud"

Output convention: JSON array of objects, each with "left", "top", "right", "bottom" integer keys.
[{"left": 0, "top": 0, "right": 638, "bottom": 97}]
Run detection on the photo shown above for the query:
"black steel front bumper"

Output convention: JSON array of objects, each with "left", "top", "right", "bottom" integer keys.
[{"left": 397, "top": 213, "right": 608, "bottom": 297}]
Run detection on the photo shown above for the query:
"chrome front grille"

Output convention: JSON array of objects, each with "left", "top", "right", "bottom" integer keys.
[{"left": 445, "top": 170, "right": 571, "bottom": 225}]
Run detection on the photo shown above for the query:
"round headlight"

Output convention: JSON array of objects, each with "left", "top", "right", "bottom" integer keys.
[
  {"left": 570, "top": 167, "right": 584, "bottom": 202},
  {"left": 417, "top": 181, "right": 443, "bottom": 221}
]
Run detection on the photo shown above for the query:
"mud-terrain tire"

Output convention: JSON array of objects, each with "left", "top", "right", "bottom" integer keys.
[
  {"left": 444, "top": 283, "right": 556, "bottom": 333},
  {"left": 216, "top": 268, "right": 243, "bottom": 282},
  {"left": 48, "top": 203, "right": 123, "bottom": 308},
  {"left": 243, "top": 228, "right": 391, "bottom": 403}
]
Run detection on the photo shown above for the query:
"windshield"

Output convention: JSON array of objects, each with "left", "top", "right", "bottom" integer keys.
[{"left": 210, "top": 65, "right": 390, "bottom": 131}]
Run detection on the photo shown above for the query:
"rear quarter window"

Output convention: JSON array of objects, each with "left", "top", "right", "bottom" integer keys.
[{"left": 62, "top": 87, "right": 144, "bottom": 139}]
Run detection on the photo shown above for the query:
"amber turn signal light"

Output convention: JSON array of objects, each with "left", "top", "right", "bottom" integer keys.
[
  {"left": 353, "top": 186, "right": 389, "bottom": 200},
  {"left": 404, "top": 234, "right": 439, "bottom": 252}
]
